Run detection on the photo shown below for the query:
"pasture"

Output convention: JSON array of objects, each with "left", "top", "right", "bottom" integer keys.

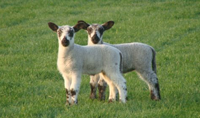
[{"left": 0, "top": 0, "right": 200, "bottom": 117}]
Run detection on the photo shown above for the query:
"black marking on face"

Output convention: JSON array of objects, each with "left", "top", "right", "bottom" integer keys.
[
  {"left": 57, "top": 27, "right": 74, "bottom": 39},
  {"left": 87, "top": 25, "right": 104, "bottom": 36},
  {"left": 68, "top": 28, "right": 74, "bottom": 37},
  {"left": 87, "top": 25, "right": 105, "bottom": 44},
  {"left": 98, "top": 27, "right": 104, "bottom": 36},
  {"left": 91, "top": 34, "right": 100, "bottom": 44},
  {"left": 61, "top": 37, "right": 69, "bottom": 47}
]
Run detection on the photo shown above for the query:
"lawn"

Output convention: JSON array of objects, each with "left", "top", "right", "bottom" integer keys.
[{"left": 0, "top": 0, "right": 200, "bottom": 117}]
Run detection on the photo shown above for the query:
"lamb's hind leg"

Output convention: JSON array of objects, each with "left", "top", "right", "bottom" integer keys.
[
  {"left": 100, "top": 72, "right": 127, "bottom": 103},
  {"left": 98, "top": 76, "right": 107, "bottom": 100},
  {"left": 99, "top": 73, "right": 118, "bottom": 102},
  {"left": 89, "top": 75, "right": 99, "bottom": 99},
  {"left": 136, "top": 70, "right": 161, "bottom": 100},
  {"left": 112, "top": 74, "right": 127, "bottom": 103}
]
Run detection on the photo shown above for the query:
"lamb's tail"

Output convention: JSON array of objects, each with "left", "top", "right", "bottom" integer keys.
[{"left": 151, "top": 48, "right": 157, "bottom": 74}]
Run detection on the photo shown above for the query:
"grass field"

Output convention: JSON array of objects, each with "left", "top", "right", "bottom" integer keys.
[{"left": 1, "top": 0, "right": 200, "bottom": 117}]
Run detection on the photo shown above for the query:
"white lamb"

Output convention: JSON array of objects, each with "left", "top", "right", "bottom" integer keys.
[
  {"left": 48, "top": 22, "right": 127, "bottom": 105},
  {"left": 77, "top": 20, "right": 161, "bottom": 101}
]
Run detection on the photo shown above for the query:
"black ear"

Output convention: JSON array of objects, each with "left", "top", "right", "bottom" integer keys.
[
  {"left": 75, "top": 20, "right": 90, "bottom": 30},
  {"left": 48, "top": 22, "right": 59, "bottom": 32},
  {"left": 102, "top": 21, "right": 114, "bottom": 30}
]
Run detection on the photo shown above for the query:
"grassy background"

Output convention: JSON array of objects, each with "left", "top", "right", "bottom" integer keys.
[{"left": 0, "top": 0, "right": 200, "bottom": 117}]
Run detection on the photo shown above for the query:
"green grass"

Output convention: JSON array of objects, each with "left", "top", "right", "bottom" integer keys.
[{"left": 1, "top": 0, "right": 200, "bottom": 117}]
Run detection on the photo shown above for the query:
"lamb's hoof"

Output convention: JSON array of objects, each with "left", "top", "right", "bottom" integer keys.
[
  {"left": 65, "top": 101, "right": 78, "bottom": 106},
  {"left": 90, "top": 94, "right": 96, "bottom": 100},
  {"left": 65, "top": 101, "right": 71, "bottom": 106},
  {"left": 119, "top": 99, "right": 126, "bottom": 103},
  {"left": 71, "top": 100, "right": 78, "bottom": 105},
  {"left": 99, "top": 94, "right": 105, "bottom": 101},
  {"left": 151, "top": 97, "right": 161, "bottom": 101},
  {"left": 150, "top": 91, "right": 161, "bottom": 101},
  {"left": 108, "top": 99, "right": 115, "bottom": 103}
]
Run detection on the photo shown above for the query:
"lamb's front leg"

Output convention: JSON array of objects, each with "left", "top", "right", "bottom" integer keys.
[
  {"left": 70, "top": 74, "right": 82, "bottom": 105},
  {"left": 63, "top": 76, "right": 71, "bottom": 106}
]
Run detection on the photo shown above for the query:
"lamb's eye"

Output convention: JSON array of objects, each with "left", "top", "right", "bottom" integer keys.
[
  {"left": 87, "top": 28, "right": 93, "bottom": 34},
  {"left": 68, "top": 30, "right": 73, "bottom": 37},
  {"left": 57, "top": 29, "right": 62, "bottom": 37},
  {"left": 99, "top": 28, "right": 104, "bottom": 35}
]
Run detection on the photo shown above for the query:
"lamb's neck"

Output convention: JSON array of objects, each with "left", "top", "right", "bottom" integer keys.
[
  {"left": 58, "top": 45, "right": 74, "bottom": 59},
  {"left": 87, "top": 37, "right": 94, "bottom": 45}
]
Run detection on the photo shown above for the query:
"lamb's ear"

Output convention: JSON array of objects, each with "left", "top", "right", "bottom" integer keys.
[
  {"left": 102, "top": 21, "right": 114, "bottom": 30},
  {"left": 48, "top": 22, "right": 58, "bottom": 32},
  {"left": 73, "top": 21, "right": 90, "bottom": 32},
  {"left": 76, "top": 20, "right": 90, "bottom": 30}
]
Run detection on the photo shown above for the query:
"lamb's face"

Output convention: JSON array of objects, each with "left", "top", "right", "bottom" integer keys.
[
  {"left": 87, "top": 24, "right": 105, "bottom": 44},
  {"left": 77, "top": 20, "right": 114, "bottom": 45},
  {"left": 48, "top": 22, "right": 81, "bottom": 47},
  {"left": 57, "top": 26, "right": 75, "bottom": 47}
]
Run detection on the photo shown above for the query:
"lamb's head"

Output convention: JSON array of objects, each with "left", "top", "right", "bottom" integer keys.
[
  {"left": 48, "top": 22, "right": 82, "bottom": 47},
  {"left": 77, "top": 20, "right": 114, "bottom": 45}
]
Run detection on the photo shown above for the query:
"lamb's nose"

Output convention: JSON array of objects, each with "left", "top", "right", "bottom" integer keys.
[
  {"left": 63, "top": 37, "right": 67, "bottom": 41},
  {"left": 61, "top": 37, "right": 69, "bottom": 47},
  {"left": 91, "top": 34, "right": 100, "bottom": 44}
]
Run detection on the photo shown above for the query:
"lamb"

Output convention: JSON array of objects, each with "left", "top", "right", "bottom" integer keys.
[
  {"left": 77, "top": 20, "right": 161, "bottom": 101},
  {"left": 48, "top": 22, "right": 127, "bottom": 105}
]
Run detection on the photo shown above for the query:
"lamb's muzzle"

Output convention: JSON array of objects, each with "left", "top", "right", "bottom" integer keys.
[{"left": 61, "top": 37, "right": 69, "bottom": 47}]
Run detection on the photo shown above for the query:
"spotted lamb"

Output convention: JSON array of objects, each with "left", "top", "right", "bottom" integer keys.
[
  {"left": 77, "top": 20, "right": 161, "bottom": 101},
  {"left": 48, "top": 22, "right": 127, "bottom": 105}
]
